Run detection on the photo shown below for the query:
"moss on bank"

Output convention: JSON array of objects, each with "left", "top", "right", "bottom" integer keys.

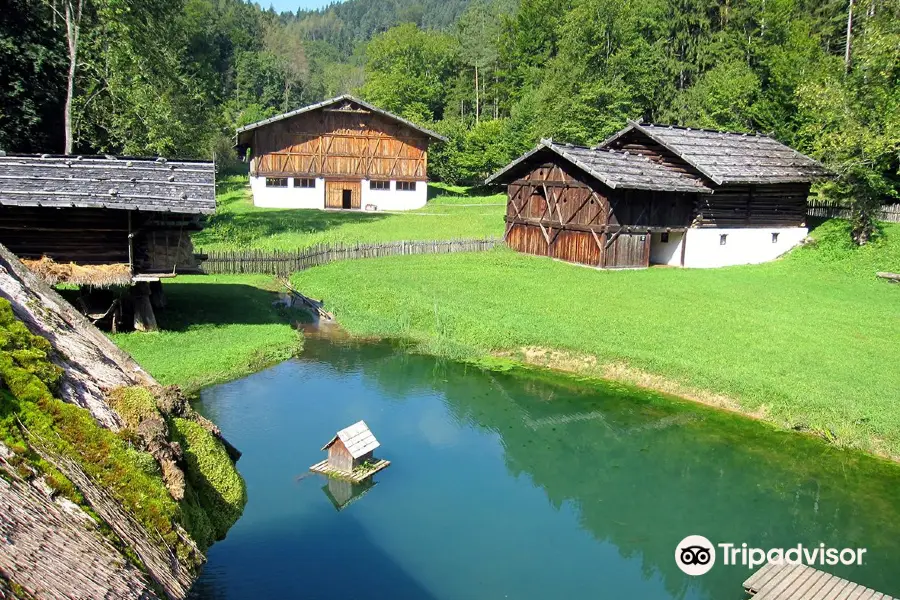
[
  {"left": 0, "top": 297, "right": 245, "bottom": 566},
  {"left": 171, "top": 417, "right": 246, "bottom": 541}
]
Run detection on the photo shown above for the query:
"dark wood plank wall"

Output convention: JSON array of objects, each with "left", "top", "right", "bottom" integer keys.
[
  {"left": 696, "top": 183, "right": 810, "bottom": 227},
  {"left": 0, "top": 206, "right": 202, "bottom": 273},
  {"left": 251, "top": 109, "right": 431, "bottom": 181},
  {"left": 504, "top": 158, "right": 693, "bottom": 268}
]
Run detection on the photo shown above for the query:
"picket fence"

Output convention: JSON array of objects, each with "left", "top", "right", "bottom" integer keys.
[
  {"left": 199, "top": 237, "right": 504, "bottom": 276},
  {"left": 807, "top": 201, "right": 900, "bottom": 223}
]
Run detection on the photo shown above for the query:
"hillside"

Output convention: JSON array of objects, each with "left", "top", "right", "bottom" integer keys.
[
  {"left": 294, "top": 0, "right": 474, "bottom": 54},
  {"left": 0, "top": 244, "right": 245, "bottom": 598}
]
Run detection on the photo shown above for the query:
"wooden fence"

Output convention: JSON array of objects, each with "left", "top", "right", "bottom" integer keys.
[
  {"left": 198, "top": 237, "right": 504, "bottom": 276},
  {"left": 807, "top": 201, "right": 900, "bottom": 223}
]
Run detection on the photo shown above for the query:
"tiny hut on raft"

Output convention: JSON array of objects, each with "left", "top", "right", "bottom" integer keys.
[
  {"left": 310, "top": 420, "right": 390, "bottom": 483},
  {"left": 0, "top": 153, "right": 216, "bottom": 330},
  {"left": 487, "top": 121, "right": 828, "bottom": 269}
]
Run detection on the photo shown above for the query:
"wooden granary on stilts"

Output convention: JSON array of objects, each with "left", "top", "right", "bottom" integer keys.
[{"left": 0, "top": 154, "right": 216, "bottom": 330}]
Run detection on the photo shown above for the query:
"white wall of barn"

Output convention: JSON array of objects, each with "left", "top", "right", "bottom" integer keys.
[
  {"left": 681, "top": 227, "right": 807, "bottom": 268},
  {"left": 250, "top": 176, "right": 325, "bottom": 209},
  {"left": 360, "top": 179, "right": 427, "bottom": 211},
  {"left": 249, "top": 176, "right": 428, "bottom": 211}
]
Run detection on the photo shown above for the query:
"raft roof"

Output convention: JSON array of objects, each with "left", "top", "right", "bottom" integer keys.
[
  {"left": 322, "top": 420, "right": 380, "bottom": 459},
  {"left": 0, "top": 154, "right": 216, "bottom": 214},
  {"left": 601, "top": 121, "right": 828, "bottom": 185}
]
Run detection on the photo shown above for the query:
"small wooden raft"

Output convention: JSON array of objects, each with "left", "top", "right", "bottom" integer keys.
[
  {"left": 309, "top": 458, "right": 390, "bottom": 483},
  {"left": 744, "top": 562, "right": 894, "bottom": 600}
]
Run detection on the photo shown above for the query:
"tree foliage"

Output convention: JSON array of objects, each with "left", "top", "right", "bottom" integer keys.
[{"left": 1, "top": 0, "right": 897, "bottom": 239}]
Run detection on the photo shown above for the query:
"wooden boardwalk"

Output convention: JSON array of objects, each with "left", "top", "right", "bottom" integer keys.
[{"left": 744, "top": 562, "right": 894, "bottom": 600}]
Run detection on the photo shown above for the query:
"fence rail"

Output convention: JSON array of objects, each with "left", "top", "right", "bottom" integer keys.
[
  {"left": 807, "top": 201, "right": 900, "bottom": 223},
  {"left": 198, "top": 237, "right": 504, "bottom": 276}
]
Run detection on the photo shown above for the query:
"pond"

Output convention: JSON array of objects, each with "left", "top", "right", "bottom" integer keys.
[{"left": 189, "top": 339, "right": 900, "bottom": 600}]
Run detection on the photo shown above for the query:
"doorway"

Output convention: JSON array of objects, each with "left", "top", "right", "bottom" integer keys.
[{"left": 325, "top": 180, "right": 361, "bottom": 209}]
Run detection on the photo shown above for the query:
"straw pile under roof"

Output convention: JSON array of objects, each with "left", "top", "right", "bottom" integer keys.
[{"left": 21, "top": 256, "right": 132, "bottom": 287}]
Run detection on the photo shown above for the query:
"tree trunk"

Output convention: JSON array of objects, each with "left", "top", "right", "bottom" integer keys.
[
  {"left": 62, "top": 0, "right": 82, "bottom": 155},
  {"left": 845, "top": 0, "right": 854, "bottom": 72},
  {"left": 474, "top": 65, "right": 480, "bottom": 125}
]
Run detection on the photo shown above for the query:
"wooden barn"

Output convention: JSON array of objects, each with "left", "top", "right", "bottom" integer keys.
[
  {"left": 235, "top": 95, "right": 447, "bottom": 212},
  {"left": 0, "top": 153, "right": 215, "bottom": 329},
  {"left": 488, "top": 122, "right": 827, "bottom": 269}
]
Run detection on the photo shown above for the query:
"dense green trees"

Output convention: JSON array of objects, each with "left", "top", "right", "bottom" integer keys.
[{"left": 0, "top": 0, "right": 896, "bottom": 240}]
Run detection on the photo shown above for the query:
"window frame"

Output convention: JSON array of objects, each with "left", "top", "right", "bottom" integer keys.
[
  {"left": 369, "top": 180, "right": 390, "bottom": 191},
  {"left": 719, "top": 234, "right": 728, "bottom": 246},
  {"left": 660, "top": 232, "right": 670, "bottom": 244},
  {"left": 771, "top": 232, "right": 780, "bottom": 243},
  {"left": 265, "top": 177, "right": 288, "bottom": 188},
  {"left": 396, "top": 181, "right": 417, "bottom": 192},
  {"left": 296, "top": 178, "right": 315, "bottom": 189}
]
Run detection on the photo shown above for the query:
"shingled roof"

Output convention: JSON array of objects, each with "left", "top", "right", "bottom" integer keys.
[
  {"left": 322, "top": 420, "right": 380, "bottom": 459},
  {"left": 235, "top": 94, "right": 448, "bottom": 145},
  {"left": 0, "top": 154, "right": 216, "bottom": 214},
  {"left": 486, "top": 139, "right": 713, "bottom": 193},
  {"left": 602, "top": 122, "right": 828, "bottom": 185}
]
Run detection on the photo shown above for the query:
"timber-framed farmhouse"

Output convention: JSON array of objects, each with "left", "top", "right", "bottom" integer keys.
[
  {"left": 488, "top": 121, "right": 827, "bottom": 269},
  {"left": 235, "top": 95, "right": 447, "bottom": 212}
]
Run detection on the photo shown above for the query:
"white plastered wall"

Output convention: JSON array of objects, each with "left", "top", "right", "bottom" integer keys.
[
  {"left": 682, "top": 227, "right": 807, "bottom": 268},
  {"left": 360, "top": 180, "right": 427, "bottom": 211},
  {"left": 249, "top": 176, "right": 325, "bottom": 209}
]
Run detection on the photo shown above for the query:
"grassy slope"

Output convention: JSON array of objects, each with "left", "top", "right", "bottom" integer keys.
[
  {"left": 111, "top": 274, "right": 302, "bottom": 392},
  {"left": 291, "top": 220, "right": 900, "bottom": 457},
  {"left": 192, "top": 176, "right": 505, "bottom": 251}
]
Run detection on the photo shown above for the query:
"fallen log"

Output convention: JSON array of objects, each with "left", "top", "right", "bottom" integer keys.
[{"left": 876, "top": 272, "right": 900, "bottom": 282}]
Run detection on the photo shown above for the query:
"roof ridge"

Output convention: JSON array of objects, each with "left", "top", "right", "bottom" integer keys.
[{"left": 642, "top": 122, "right": 766, "bottom": 138}]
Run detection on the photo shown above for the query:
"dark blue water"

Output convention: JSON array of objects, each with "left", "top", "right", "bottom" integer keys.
[{"left": 190, "top": 340, "right": 900, "bottom": 600}]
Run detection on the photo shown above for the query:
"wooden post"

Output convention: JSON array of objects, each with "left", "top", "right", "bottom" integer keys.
[
  {"left": 131, "top": 282, "right": 158, "bottom": 332},
  {"left": 149, "top": 280, "right": 166, "bottom": 309}
]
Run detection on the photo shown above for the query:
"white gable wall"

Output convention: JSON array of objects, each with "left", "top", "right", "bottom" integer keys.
[{"left": 682, "top": 227, "right": 807, "bottom": 268}]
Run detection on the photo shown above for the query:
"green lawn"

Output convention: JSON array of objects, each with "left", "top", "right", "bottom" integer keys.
[
  {"left": 192, "top": 176, "right": 505, "bottom": 251},
  {"left": 291, "top": 220, "right": 900, "bottom": 458},
  {"left": 110, "top": 274, "right": 302, "bottom": 393}
]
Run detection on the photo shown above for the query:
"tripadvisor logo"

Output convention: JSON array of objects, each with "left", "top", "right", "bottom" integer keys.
[
  {"left": 675, "top": 535, "right": 716, "bottom": 576},
  {"left": 675, "top": 535, "right": 868, "bottom": 576}
]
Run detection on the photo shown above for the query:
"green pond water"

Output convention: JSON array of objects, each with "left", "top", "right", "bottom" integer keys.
[{"left": 189, "top": 339, "right": 900, "bottom": 599}]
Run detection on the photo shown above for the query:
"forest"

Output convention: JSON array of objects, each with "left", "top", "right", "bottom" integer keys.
[{"left": 1, "top": 0, "right": 897, "bottom": 236}]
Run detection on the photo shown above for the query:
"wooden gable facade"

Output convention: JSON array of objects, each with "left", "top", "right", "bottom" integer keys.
[
  {"left": 236, "top": 95, "right": 446, "bottom": 183},
  {"left": 491, "top": 142, "right": 710, "bottom": 268}
]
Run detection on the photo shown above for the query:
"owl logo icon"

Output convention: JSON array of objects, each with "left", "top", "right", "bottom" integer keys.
[{"left": 675, "top": 535, "right": 716, "bottom": 576}]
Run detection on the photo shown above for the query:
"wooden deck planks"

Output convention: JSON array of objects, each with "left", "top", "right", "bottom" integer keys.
[{"left": 743, "top": 564, "right": 894, "bottom": 600}]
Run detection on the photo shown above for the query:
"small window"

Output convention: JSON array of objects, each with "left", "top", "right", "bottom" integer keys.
[
  {"left": 370, "top": 180, "right": 389, "bottom": 191},
  {"left": 771, "top": 232, "right": 779, "bottom": 243},
  {"left": 720, "top": 234, "right": 728, "bottom": 246},
  {"left": 661, "top": 232, "right": 670, "bottom": 243},
  {"left": 396, "top": 181, "right": 416, "bottom": 192},
  {"left": 296, "top": 178, "right": 315, "bottom": 189},
  {"left": 265, "top": 177, "right": 288, "bottom": 188}
]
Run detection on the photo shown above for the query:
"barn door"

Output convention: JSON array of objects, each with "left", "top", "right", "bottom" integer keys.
[
  {"left": 325, "top": 181, "right": 361, "bottom": 209},
  {"left": 603, "top": 232, "right": 650, "bottom": 268}
]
